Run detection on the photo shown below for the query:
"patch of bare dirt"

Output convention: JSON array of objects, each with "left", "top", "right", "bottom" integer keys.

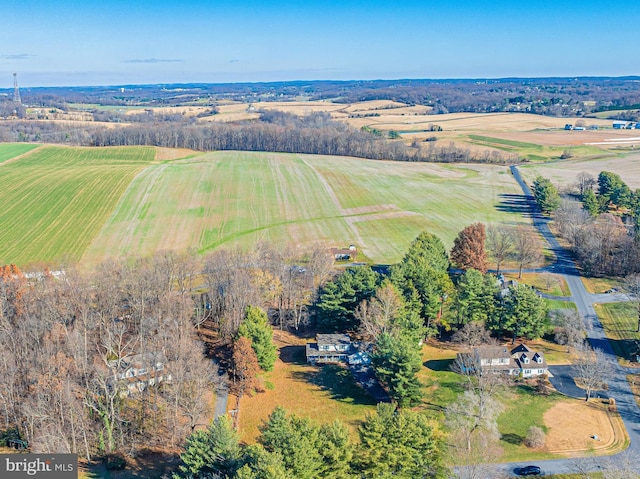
[
  {"left": 154, "top": 147, "right": 198, "bottom": 161},
  {"left": 544, "top": 400, "right": 618, "bottom": 455}
]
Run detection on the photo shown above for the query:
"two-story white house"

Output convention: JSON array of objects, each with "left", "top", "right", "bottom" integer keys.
[
  {"left": 456, "top": 344, "right": 548, "bottom": 378},
  {"left": 306, "top": 334, "right": 354, "bottom": 364},
  {"left": 511, "top": 344, "right": 548, "bottom": 378}
]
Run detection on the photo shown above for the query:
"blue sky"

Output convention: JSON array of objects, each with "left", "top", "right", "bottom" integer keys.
[{"left": 1, "top": 0, "right": 639, "bottom": 87}]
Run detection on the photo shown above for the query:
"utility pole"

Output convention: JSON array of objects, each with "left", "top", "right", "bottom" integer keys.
[{"left": 13, "top": 73, "right": 21, "bottom": 104}]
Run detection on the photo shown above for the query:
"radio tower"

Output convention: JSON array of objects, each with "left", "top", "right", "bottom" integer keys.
[{"left": 13, "top": 73, "right": 21, "bottom": 104}]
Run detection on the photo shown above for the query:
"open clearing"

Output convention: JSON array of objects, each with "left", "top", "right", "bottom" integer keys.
[
  {"left": 0, "top": 145, "right": 155, "bottom": 266},
  {"left": 543, "top": 400, "right": 623, "bottom": 456},
  {"left": 83, "top": 151, "right": 528, "bottom": 265},
  {"left": 240, "top": 337, "right": 620, "bottom": 462},
  {"left": 518, "top": 151, "right": 640, "bottom": 190}
]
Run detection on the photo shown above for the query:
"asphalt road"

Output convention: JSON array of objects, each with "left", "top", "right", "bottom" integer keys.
[
  {"left": 212, "top": 360, "right": 229, "bottom": 420},
  {"left": 496, "top": 167, "right": 640, "bottom": 476},
  {"left": 547, "top": 365, "right": 586, "bottom": 399}
]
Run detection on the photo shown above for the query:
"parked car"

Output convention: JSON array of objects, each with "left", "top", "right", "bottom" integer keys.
[
  {"left": 515, "top": 465, "right": 542, "bottom": 476},
  {"left": 605, "top": 288, "right": 618, "bottom": 294}
]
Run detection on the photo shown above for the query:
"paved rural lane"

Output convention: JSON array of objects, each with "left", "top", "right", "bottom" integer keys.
[
  {"left": 495, "top": 167, "right": 640, "bottom": 475},
  {"left": 212, "top": 360, "right": 229, "bottom": 420}
]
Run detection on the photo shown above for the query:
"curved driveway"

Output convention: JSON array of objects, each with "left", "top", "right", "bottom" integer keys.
[{"left": 494, "top": 167, "right": 640, "bottom": 476}]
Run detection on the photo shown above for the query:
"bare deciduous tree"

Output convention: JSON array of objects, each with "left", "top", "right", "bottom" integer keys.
[
  {"left": 511, "top": 225, "right": 543, "bottom": 278},
  {"left": 555, "top": 199, "right": 591, "bottom": 248},
  {"left": 575, "top": 172, "right": 596, "bottom": 197},
  {"left": 356, "top": 282, "right": 405, "bottom": 342},
  {"left": 552, "top": 310, "right": 586, "bottom": 351},
  {"left": 524, "top": 426, "right": 546, "bottom": 448},
  {"left": 573, "top": 347, "right": 614, "bottom": 401},
  {"left": 451, "top": 321, "right": 494, "bottom": 347},
  {"left": 486, "top": 226, "right": 514, "bottom": 274}
]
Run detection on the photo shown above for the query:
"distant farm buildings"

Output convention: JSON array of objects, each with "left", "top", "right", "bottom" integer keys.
[
  {"left": 329, "top": 244, "right": 357, "bottom": 262},
  {"left": 612, "top": 121, "right": 640, "bottom": 129}
]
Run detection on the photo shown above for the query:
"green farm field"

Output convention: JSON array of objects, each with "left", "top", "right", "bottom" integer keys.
[
  {"left": 0, "top": 144, "right": 156, "bottom": 266},
  {"left": 0, "top": 143, "right": 42, "bottom": 164},
  {"left": 83, "top": 151, "right": 529, "bottom": 265},
  {"left": 594, "top": 302, "right": 640, "bottom": 362}
]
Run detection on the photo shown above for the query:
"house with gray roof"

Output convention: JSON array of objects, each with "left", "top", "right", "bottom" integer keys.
[
  {"left": 306, "top": 333, "right": 354, "bottom": 364},
  {"left": 456, "top": 343, "right": 548, "bottom": 378}
]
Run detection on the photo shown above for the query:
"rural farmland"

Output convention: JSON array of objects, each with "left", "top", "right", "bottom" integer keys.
[
  {"left": 83, "top": 151, "right": 529, "bottom": 265},
  {"left": 519, "top": 150, "right": 640, "bottom": 190},
  {"left": 0, "top": 143, "right": 530, "bottom": 267},
  {"left": 0, "top": 144, "right": 156, "bottom": 266}
]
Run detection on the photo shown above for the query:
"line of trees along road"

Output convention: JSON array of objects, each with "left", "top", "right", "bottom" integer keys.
[{"left": 547, "top": 171, "right": 640, "bottom": 277}]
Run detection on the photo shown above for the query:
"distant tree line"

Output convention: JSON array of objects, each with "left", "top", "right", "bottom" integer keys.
[
  {"left": 0, "top": 111, "right": 520, "bottom": 164},
  {"left": 6, "top": 76, "right": 640, "bottom": 116}
]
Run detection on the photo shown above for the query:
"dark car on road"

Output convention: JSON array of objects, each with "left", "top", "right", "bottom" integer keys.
[{"left": 515, "top": 465, "right": 542, "bottom": 476}]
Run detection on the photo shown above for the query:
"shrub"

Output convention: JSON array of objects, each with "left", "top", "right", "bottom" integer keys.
[
  {"left": 524, "top": 426, "right": 546, "bottom": 448},
  {"left": 535, "top": 376, "right": 550, "bottom": 396}
]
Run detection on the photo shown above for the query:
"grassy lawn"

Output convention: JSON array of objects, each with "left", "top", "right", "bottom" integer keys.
[
  {"left": 545, "top": 298, "right": 577, "bottom": 311},
  {"left": 0, "top": 145, "right": 156, "bottom": 267},
  {"left": 509, "top": 272, "right": 571, "bottom": 297},
  {"left": 581, "top": 277, "right": 621, "bottom": 294},
  {"left": 594, "top": 302, "right": 640, "bottom": 362},
  {"left": 418, "top": 342, "right": 465, "bottom": 416},
  {"left": 237, "top": 331, "right": 376, "bottom": 443},
  {"left": 497, "top": 386, "right": 566, "bottom": 462}
]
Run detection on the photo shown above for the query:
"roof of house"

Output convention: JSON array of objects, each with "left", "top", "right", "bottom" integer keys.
[
  {"left": 515, "top": 351, "right": 548, "bottom": 370},
  {"left": 329, "top": 245, "right": 357, "bottom": 256},
  {"left": 317, "top": 333, "right": 351, "bottom": 348},
  {"left": 510, "top": 344, "right": 531, "bottom": 355},
  {"left": 472, "top": 345, "right": 511, "bottom": 359},
  {"left": 108, "top": 351, "right": 167, "bottom": 371}
]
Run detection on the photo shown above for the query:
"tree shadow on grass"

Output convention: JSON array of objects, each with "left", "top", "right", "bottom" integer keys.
[
  {"left": 495, "top": 193, "right": 534, "bottom": 217},
  {"left": 279, "top": 345, "right": 306, "bottom": 364},
  {"left": 292, "top": 365, "right": 378, "bottom": 406},
  {"left": 501, "top": 433, "right": 524, "bottom": 445},
  {"left": 424, "top": 359, "right": 454, "bottom": 371}
]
